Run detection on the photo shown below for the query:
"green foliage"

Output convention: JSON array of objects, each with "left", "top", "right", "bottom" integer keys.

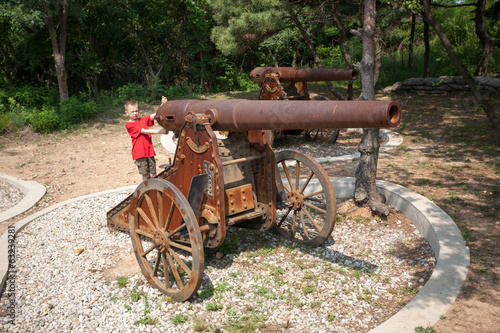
[
  {"left": 58, "top": 94, "right": 98, "bottom": 129},
  {"left": 26, "top": 105, "right": 59, "bottom": 133}
]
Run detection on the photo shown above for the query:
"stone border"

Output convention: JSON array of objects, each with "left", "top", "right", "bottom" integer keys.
[
  {"left": 0, "top": 174, "right": 46, "bottom": 224},
  {"left": 0, "top": 177, "right": 468, "bottom": 332}
]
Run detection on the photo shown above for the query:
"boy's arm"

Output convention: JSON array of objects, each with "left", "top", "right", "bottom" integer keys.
[{"left": 141, "top": 128, "right": 168, "bottom": 135}]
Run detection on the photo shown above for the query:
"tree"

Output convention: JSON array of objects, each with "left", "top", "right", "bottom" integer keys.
[
  {"left": 351, "top": 0, "right": 390, "bottom": 216},
  {"left": 41, "top": 0, "right": 69, "bottom": 104},
  {"left": 422, "top": 0, "right": 500, "bottom": 145}
]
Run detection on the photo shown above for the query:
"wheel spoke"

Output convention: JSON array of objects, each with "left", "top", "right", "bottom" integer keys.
[
  {"left": 299, "top": 210, "right": 310, "bottom": 239},
  {"left": 152, "top": 250, "right": 161, "bottom": 277},
  {"left": 299, "top": 172, "right": 314, "bottom": 194},
  {"left": 169, "top": 248, "right": 192, "bottom": 275},
  {"left": 135, "top": 228, "right": 154, "bottom": 239},
  {"left": 166, "top": 223, "right": 187, "bottom": 238},
  {"left": 163, "top": 200, "right": 175, "bottom": 232},
  {"left": 302, "top": 206, "right": 323, "bottom": 231},
  {"left": 144, "top": 193, "right": 159, "bottom": 229},
  {"left": 304, "top": 189, "right": 324, "bottom": 199},
  {"left": 169, "top": 240, "right": 193, "bottom": 253},
  {"left": 303, "top": 201, "right": 327, "bottom": 215},
  {"left": 162, "top": 253, "right": 170, "bottom": 289},
  {"left": 291, "top": 211, "right": 297, "bottom": 238},
  {"left": 157, "top": 191, "right": 164, "bottom": 230},
  {"left": 167, "top": 252, "right": 184, "bottom": 289},
  {"left": 276, "top": 207, "right": 292, "bottom": 228},
  {"left": 141, "top": 243, "right": 157, "bottom": 258},
  {"left": 137, "top": 207, "right": 156, "bottom": 231},
  {"left": 295, "top": 160, "right": 300, "bottom": 190},
  {"left": 280, "top": 161, "right": 294, "bottom": 191}
]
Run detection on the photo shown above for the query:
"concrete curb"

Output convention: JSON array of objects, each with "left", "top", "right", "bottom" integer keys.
[
  {"left": 0, "top": 177, "right": 468, "bottom": 333},
  {"left": 0, "top": 174, "right": 46, "bottom": 224}
]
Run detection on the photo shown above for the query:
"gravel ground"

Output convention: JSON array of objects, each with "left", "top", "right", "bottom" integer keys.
[
  {"left": 1, "top": 191, "right": 435, "bottom": 333},
  {"left": 0, "top": 182, "right": 24, "bottom": 214}
]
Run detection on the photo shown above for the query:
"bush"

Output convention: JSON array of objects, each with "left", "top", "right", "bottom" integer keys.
[
  {"left": 58, "top": 94, "right": 99, "bottom": 129},
  {"left": 0, "top": 113, "right": 9, "bottom": 133},
  {"left": 26, "top": 106, "right": 60, "bottom": 133},
  {"left": 117, "top": 83, "right": 149, "bottom": 103}
]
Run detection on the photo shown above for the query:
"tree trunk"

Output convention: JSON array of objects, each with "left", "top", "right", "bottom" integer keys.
[
  {"left": 408, "top": 13, "right": 415, "bottom": 70},
  {"left": 287, "top": 8, "right": 344, "bottom": 100},
  {"left": 351, "top": 0, "right": 389, "bottom": 216},
  {"left": 43, "top": 0, "right": 69, "bottom": 104},
  {"left": 422, "top": 0, "right": 500, "bottom": 146},
  {"left": 423, "top": 19, "right": 430, "bottom": 78},
  {"left": 328, "top": 0, "right": 354, "bottom": 69},
  {"left": 474, "top": 0, "right": 497, "bottom": 76},
  {"left": 0, "top": 43, "right": 14, "bottom": 87}
]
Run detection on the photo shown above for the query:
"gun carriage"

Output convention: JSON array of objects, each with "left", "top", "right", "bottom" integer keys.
[
  {"left": 249, "top": 67, "right": 359, "bottom": 143},
  {"left": 107, "top": 98, "right": 401, "bottom": 301}
]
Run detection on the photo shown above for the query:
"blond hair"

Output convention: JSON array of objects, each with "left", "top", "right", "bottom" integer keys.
[{"left": 124, "top": 100, "right": 138, "bottom": 110}]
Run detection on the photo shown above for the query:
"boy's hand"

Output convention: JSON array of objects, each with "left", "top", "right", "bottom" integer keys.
[
  {"left": 161, "top": 96, "right": 168, "bottom": 105},
  {"left": 158, "top": 128, "right": 168, "bottom": 135}
]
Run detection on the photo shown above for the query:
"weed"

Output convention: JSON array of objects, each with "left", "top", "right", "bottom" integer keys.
[
  {"left": 194, "top": 316, "right": 208, "bottom": 331},
  {"left": 48, "top": 303, "right": 55, "bottom": 310},
  {"left": 414, "top": 326, "right": 435, "bottom": 333},
  {"left": 130, "top": 288, "right": 142, "bottom": 302},
  {"left": 303, "top": 285, "right": 317, "bottom": 295},
  {"left": 206, "top": 302, "right": 223, "bottom": 311},
  {"left": 327, "top": 311, "right": 336, "bottom": 321},
  {"left": 171, "top": 313, "right": 189, "bottom": 325},
  {"left": 198, "top": 285, "right": 215, "bottom": 299},
  {"left": 134, "top": 316, "right": 158, "bottom": 326},
  {"left": 104, "top": 280, "right": 111, "bottom": 286},
  {"left": 116, "top": 276, "right": 128, "bottom": 288},
  {"left": 124, "top": 304, "right": 131, "bottom": 311}
]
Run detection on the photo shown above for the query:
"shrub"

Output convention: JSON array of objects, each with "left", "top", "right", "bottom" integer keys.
[
  {"left": 26, "top": 106, "right": 60, "bottom": 133},
  {"left": 58, "top": 95, "right": 98, "bottom": 129},
  {"left": 0, "top": 113, "right": 9, "bottom": 133},
  {"left": 117, "top": 83, "right": 149, "bottom": 103}
]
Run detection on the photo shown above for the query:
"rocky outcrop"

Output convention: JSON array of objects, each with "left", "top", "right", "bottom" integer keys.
[{"left": 383, "top": 76, "right": 500, "bottom": 94}]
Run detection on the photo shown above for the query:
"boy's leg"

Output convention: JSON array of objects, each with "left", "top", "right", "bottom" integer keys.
[
  {"left": 147, "top": 156, "right": 157, "bottom": 179},
  {"left": 134, "top": 157, "right": 151, "bottom": 181},
  {"left": 134, "top": 157, "right": 157, "bottom": 181}
]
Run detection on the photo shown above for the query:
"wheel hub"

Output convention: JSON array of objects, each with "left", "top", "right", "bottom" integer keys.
[
  {"left": 287, "top": 190, "right": 304, "bottom": 210},
  {"left": 153, "top": 230, "right": 168, "bottom": 252}
]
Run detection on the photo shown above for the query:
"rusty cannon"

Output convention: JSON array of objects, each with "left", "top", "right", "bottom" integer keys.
[
  {"left": 107, "top": 98, "right": 401, "bottom": 301},
  {"left": 250, "top": 66, "right": 358, "bottom": 143}
]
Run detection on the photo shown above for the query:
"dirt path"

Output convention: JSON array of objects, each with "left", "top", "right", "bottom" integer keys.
[{"left": 1, "top": 92, "right": 499, "bottom": 332}]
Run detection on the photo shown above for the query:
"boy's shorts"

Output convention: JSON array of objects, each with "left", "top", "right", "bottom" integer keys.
[{"left": 134, "top": 157, "right": 157, "bottom": 175}]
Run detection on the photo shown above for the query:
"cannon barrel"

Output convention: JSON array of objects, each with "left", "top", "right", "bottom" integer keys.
[
  {"left": 249, "top": 67, "right": 358, "bottom": 84},
  {"left": 155, "top": 99, "right": 401, "bottom": 132}
]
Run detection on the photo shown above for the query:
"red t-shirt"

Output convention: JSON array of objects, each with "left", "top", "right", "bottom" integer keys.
[{"left": 126, "top": 116, "right": 155, "bottom": 160}]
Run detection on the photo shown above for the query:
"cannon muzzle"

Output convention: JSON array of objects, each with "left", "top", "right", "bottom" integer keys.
[
  {"left": 249, "top": 67, "right": 358, "bottom": 84},
  {"left": 156, "top": 99, "right": 401, "bottom": 132}
]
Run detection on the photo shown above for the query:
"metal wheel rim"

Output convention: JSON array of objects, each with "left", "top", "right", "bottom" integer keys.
[
  {"left": 129, "top": 178, "right": 204, "bottom": 301},
  {"left": 274, "top": 150, "right": 336, "bottom": 247}
]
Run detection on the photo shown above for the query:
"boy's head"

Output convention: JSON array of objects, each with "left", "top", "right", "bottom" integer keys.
[{"left": 124, "top": 100, "right": 139, "bottom": 121}]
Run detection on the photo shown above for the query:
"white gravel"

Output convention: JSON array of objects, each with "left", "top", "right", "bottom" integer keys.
[
  {"left": 0, "top": 182, "right": 24, "bottom": 214},
  {"left": 1, "top": 191, "right": 435, "bottom": 332}
]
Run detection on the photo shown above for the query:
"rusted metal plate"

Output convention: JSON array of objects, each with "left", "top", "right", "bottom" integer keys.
[{"left": 225, "top": 184, "right": 255, "bottom": 216}]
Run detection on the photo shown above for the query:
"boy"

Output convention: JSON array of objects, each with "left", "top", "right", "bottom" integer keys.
[{"left": 125, "top": 97, "right": 168, "bottom": 181}]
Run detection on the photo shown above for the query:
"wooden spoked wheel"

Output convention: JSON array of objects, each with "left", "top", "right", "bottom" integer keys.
[
  {"left": 304, "top": 128, "right": 340, "bottom": 144},
  {"left": 274, "top": 150, "right": 336, "bottom": 247},
  {"left": 129, "top": 179, "right": 204, "bottom": 302}
]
